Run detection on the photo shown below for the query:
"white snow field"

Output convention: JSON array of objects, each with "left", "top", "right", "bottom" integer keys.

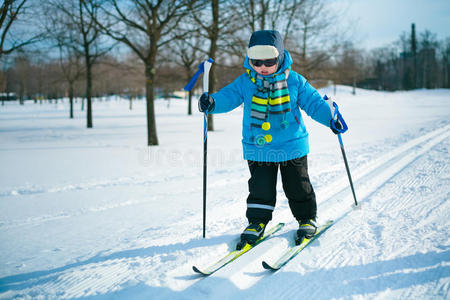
[{"left": 0, "top": 86, "right": 449, "bottom": 299}]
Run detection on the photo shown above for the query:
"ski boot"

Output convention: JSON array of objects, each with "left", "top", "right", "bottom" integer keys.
[
  {"left": 296, "top": 219, "right": 317, "bottom": 245},
  {"left": 236, "top": 222, "right": 266, "bottom": 250}
]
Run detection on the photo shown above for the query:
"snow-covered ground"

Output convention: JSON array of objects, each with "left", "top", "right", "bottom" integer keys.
[{"left": 0, "top": 86, "right": 449, "bottom": 299}]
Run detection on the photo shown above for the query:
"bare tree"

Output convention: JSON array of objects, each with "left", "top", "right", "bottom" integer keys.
[
  {"left": 43, "top": 3, "right": 85, "bottom": 118},
  {"left": 114, "top": 54, "right": 146, "bottom": 109},
  {"left": 0, "top": 0, "right": 43, "bottom": 58},
  {"left": 85, "top": 0, "right": 198, "bottom": 145},
  {"left": 439, "top": 38, "right": 450, "bottom": 88},
  {"left": 236, "top": 0, "right": 306, "bottom": 41},
  {"left": 411, "top": 23, "right": 417, "bottom": 89},
  {"left": 13, "top": 52, "right": 29, "bottom": 104},
  {"left": 57, "top": 43, "right": 84, "bottom": 118},
  {"left": 225, "top": 0, "right": 354, "bottom": 83},
  {"left": 418, "top": 30, "right": 439, "bottom": 89},
  {"left": 168, "top": 29, "right": 203, "bottom": 115},
  {"left": 180, "top": 38, "right": 202, "bottom": 115},
  {"left": 189, "top": 0, "right": 242, "bottom": 131},
  {"left": 221, "top": 0, "right": 311, "bottom": 74},
  {"left": 368, "top": 46, "right": 401, "bottom": 90},
  {"left": 187, "top": 0, "right": 312, "bottom": 127},
  {"left": 289, "top": 0, "right": 338, "bottom": 76},
  {"left": 389, "top": 27, "right": 442, "bottom": 90},
  {"left": 240, "top": 0, "right": 270, "bottom": 32},
  {"left": 334, "top": 42, "right": 365, "bottom": 95},
  {"left": 44, "top": 0, "right": 113, "bottom": 128}
]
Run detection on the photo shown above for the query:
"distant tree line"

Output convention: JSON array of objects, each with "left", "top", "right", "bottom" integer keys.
[
  {"left": 1, "top": 0, "right": 449, "bottom": 145},
  {"left": 359, "top": 24, "right": 450, "bottom": 91}
]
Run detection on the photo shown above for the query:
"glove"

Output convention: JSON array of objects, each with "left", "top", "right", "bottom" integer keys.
[
  {"left": 198, "top": 93, "right": 215, "bottom": 112},
  {"left": 324, "top": 95, "right": 344, "bottom": 134},
  {"left": 330, "top": 118, "right": 343, "bottom": 134}
]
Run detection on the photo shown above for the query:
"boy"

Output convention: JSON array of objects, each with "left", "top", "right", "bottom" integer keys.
[{"left": 199, "top": 30, "right": 342, "bottom": 249}]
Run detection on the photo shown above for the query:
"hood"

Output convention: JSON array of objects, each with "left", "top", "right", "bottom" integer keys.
[{"left": 247, "top": 30, "right": 285, "bottom": 66}]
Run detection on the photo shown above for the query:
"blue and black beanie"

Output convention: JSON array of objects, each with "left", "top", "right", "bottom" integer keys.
[{"left": 247, "top": 30, "right": 285, "bottom": 67}]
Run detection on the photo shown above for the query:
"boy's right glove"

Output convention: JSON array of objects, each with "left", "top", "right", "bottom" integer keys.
[{"left": 198, "top": 93, "right": 215, "bottom": 112}]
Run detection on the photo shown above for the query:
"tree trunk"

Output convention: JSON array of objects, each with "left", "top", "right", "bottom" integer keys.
[
  {"left": 69, "top": 83, "right": 74, "bottom": 119},
  {"left": 422, "top": 59, "right": 427, "bottom": 89},
  {"left": 19, "top": 82, "right": 24, "bottom": 105},
  {"left": 86, "top": 58, "right": 93, "bottom": 128},
  {"left": 188, "top": 90, "right": 192, "bottom": 115},
  {"left": 207, "top": 0, "right": 219, "bottom": 132},
  {"left": 301, "top": 25, "right": 308, "bottom": 70},
  {"left": 411, "top": 23, "right": 417, "bottom": 89},
  {"left": 145, "top": 63, "right": 159, "bottom": 146}
]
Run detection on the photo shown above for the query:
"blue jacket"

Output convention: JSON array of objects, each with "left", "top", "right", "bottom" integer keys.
[{"left": 210, "top": 50, "right": 332, "bottom": 162}]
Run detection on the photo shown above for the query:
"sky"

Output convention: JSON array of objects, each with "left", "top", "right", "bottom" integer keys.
[{"left": 328, "top": 0, "right": 450, "bottom": 50}]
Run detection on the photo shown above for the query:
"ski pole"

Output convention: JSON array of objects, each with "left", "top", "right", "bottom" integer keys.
[
  {"left": 184, "top": 58, "right": 214, "bottom": 238},
  {"left": 337, "top": 133, "right": 358, "bottom": 206},
  {"left": 201, "top": 59, "right": 213, "bottom": 238},
  {"left": 326, "top": 95, "right": 358, "bottom": 207}
]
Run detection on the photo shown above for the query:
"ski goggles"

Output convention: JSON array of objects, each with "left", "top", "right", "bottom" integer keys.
[{"left": 250, "top": 58, "right": 278, "bottom": 67}]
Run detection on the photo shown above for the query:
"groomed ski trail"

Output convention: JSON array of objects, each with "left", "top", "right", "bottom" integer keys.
[
  {"left": 184, "top": 126, "right": 450, "bottom": 299},
  {"left": 1, "top": 125, "right": 449, "bottom": 299},
  {"left": 246, "top": 127, "right": 450, "bottom": 300},
  {"left": 182, "top": 125, "right": 450, "bottom": 298}
]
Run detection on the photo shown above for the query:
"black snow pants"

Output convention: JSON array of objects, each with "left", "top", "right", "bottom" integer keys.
[{"left": 246, "top": 155, "right": 316, "bottom": 224}]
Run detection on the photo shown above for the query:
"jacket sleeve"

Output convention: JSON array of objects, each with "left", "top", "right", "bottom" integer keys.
[
  {"left": 297, "top": 75, "right": 332, "bottom": 127},
  {"left": 209, "top": 75, "right": 245, "bottom": 114}
]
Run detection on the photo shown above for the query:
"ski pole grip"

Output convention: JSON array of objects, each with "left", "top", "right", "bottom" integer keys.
[{"left": 203, "top": 58, "right": 213, "bottom": 95}]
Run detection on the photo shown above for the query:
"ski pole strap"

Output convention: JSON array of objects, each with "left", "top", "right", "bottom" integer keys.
[
  {"left": 184, "top": 58, "right": 214, "bottom": 92},
  {"left": 331, "top": 102, "right": 348, "bottom": 134},
  {"left": 184, "top": 64, "right": 204, "bottom": 92},
  {"left": 203, "top": 110, "right": 208, "bottom": 142}
]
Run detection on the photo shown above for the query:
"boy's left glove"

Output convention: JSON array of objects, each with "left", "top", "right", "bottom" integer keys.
[
  {"left": 324, "top": 95, "right": 347, "bottom": 134},
  {"left": 198, "top": 93, "right": 215, "bottom": 112},
  {"left": 330, "top": 119, "right": 344, "bottom": 134}
]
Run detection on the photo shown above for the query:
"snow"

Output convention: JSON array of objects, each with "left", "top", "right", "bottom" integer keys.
[{"left": 0, "top": 86, "right": 449, "bottom": 299}]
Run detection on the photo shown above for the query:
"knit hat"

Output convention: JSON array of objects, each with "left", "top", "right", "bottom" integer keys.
[{"left": 247, "top": 30, "right": 285, "bottom": 66}]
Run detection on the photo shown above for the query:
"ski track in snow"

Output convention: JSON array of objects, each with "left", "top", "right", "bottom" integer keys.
[
  {"left": 178, "top": 125, "right": 450, "bottom": 300},
  {"left": 1, "top": 90, "right": 449, "bottom": 299},
  {"left": 2, "top": 124, "right": 449, "bottom": 299},
  {"left": 280, "top": 143, "right": 450, "bottom": 300},
  {"left": 2, "top": 124, "right": 448, "bottom": 231}
]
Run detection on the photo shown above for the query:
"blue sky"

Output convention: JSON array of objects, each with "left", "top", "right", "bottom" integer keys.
[{"left": 328, "top": 0, "right": 450, "bottom": 49}]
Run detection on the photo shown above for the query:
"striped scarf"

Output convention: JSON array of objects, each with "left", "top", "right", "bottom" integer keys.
[{"left": 247, "top": 68, "right": 291, "bottom": 128}]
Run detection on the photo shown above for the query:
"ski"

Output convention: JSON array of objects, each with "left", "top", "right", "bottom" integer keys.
[
  {"left": 193, "top": 222, "right": 285, "bottom": 276},
  {"left": 262, "top": 220, "right": 334, "bottom": 271}
]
